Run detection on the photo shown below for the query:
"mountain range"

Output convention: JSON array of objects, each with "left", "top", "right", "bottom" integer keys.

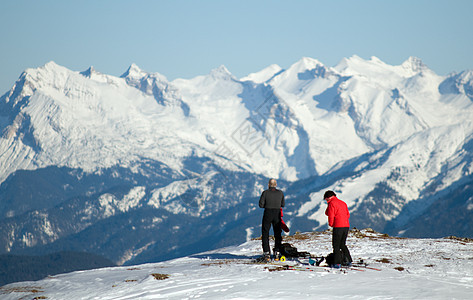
[{"left": 0, "top": 55, "right": 472, "bottom": 266}]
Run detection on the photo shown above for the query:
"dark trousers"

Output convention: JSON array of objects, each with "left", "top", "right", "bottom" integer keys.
[
  {"left": 332, "top": 227, "right": 352, "bottom": 265},
  {"left": 261, "top": 209, "right": 282, "bottom": 253}
]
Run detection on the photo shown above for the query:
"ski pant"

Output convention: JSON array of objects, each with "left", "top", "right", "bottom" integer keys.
[
  {"left": 332, "top": 227, "right": 352, "bottom": 265},
  {"left": 261, "top": 208, "right": 282, "bottom": 253}
]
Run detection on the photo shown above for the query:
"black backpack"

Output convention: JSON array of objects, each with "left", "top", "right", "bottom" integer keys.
[
  {"left": 279, "top": 243, "right": 299, "bottom": 257},
  {"left": 325, "top": 250, "right": 350, "bottom": 266},
  {"left": 279, "top": 243, "right": 311, "bottom": 258}
]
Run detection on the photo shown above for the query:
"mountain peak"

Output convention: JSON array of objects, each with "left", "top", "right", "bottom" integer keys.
[
  {"left": 210, "top": 65, "right": 233, "bottom": 77},
  {"left": 333, "top": 55, "right": 375, "bottom": 73},
  {"left": 333, "top": 55, "right": 430, "bottom": 79},
  {"left": 341, "top": 54, "right": 364, "bottom": 63},
  {"left": 80, "top": 66, "right": 97, "bottom": 78},
  {"left": 121, "top": 63, "right": 148, "bottom": 79},
  {"left": 4, "top": 61, "right": 68, "bottom": 107},
  {"left": 294, "top": 57, "right": 325, "bottom": 70},
  {"left": 209, "top": 65, "right": 235, "bottom": 80},
  {"left": 277, "top": 57, "right": 327, "bottom": 82},
  {"left": 240, "top": 64, "right": 283, "bottom": 83},
  {"left": 440, "top": 69, "right": 473, "bottom": 99},
  {"left": 22, "top": 61, "right": 65, "bottom": 77},
  {"left": 401, "top": 56, "right": 428, "bottom": 73},
  {"left": 42, "top": 61, "right": 61, "bottom": 70}
]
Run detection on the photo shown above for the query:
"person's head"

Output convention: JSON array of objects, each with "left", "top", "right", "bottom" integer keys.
[
  {"left": 268, "top": 178, "right": 277, "bottom": 188},
  {"left": 323, "top": 190, "right": 336, "bottom": 200}
]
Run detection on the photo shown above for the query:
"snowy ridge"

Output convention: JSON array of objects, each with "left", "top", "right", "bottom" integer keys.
[
  {"left": 0, "top": 61, "right": 194, "bottom": 183},
  {"left": 240, "top": 63, "right": 283, "bottom": 83},
  {"left": 1, "top": 56, "right": 472, "bottom": 182},
  {"left": 1, "top": 229, "right": 472, "bottom": 299}
]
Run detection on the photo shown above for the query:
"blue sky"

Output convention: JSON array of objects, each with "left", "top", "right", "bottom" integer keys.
[{"left": 1, "top": 0, "right": 472, "bottom": 94}]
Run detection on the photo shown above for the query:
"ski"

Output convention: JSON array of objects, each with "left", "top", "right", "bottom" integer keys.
[
  {"left": 248, "top": 256, "right": 371, "bottom": 274},
  {"left": 351, "top": 264, "right": 381, "bottom": 271},
  {"left": 350, "top": 260, "right": 382, "bottom": 271},
  {"left": 287, "top": 265, "right": 350, "bottom": 273},
  {"left": 287, "top": 266, "right": 329, "bottom": 273},
  {"left": 261, "top": 261, "right": 361, "bottom": 273},
  {"left": 302, "top": 263, "right": 365, "bottom": 272},
  {"left": 253, "top": 257, "right": 379, "bottom": 272}
]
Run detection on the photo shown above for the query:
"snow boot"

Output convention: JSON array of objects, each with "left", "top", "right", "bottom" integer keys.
[
  {"left": 273, "top": 248, "right": 281, "bottom": 261},
  {"left": 263, "top": 252, "right": 271, "bottom": 262}
]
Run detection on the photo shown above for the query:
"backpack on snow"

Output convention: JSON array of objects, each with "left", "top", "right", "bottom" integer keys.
[
  {"left": 278, "top": 243, "right": 311, "bottom": 258},
  {"left": 325, "top": 250, "right": 350, "bottom": 266},
  {"left": 279, "top": 243, "right": 299, "bottom": 257}
]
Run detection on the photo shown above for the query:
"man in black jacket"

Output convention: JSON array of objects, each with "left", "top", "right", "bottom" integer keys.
[{"left": 259, "top": 178, "right": 285, "bottom": 260}]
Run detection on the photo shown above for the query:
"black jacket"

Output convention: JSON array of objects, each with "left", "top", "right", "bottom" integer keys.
[{"left": 259, "top": 188, "right": 285, "bottom": 209}]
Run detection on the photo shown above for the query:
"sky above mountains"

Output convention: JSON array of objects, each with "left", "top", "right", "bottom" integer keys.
[{"left": 1, "top": 0, "right": 472, "bottom": 94}]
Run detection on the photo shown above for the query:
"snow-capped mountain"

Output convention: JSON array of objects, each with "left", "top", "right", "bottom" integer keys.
[{"left": 0, "top": 56, "right": 472, "bottom": 266}]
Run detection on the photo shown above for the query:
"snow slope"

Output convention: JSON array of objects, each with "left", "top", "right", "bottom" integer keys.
[{"left": 1, "top": 229, "right": 472, "bottom": 299}]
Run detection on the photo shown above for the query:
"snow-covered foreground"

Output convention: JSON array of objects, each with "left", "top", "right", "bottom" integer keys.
[{"left": 1, "top": 229, "right": 472, "bottom": 299}]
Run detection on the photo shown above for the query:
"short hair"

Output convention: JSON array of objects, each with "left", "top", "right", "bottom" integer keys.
[
  {"left": 323, "top": 190, "right": 336, "bottom": 199},
  {"left": 268, "top": 179, "right": 277, "bottom": 187}
]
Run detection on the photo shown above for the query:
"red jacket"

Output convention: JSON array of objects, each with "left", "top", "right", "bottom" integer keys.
[{"left": 325, "top": 196, "right": 350, "bottom": 228}]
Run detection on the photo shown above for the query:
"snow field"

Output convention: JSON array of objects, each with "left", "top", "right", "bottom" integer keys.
[{"left": 2, "top": 229, "right": 472, "bottom": 299}]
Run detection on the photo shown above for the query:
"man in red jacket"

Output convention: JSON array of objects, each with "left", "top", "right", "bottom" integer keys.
[{"left": 324, "top": 190, "right": 353, "bottom": 268}]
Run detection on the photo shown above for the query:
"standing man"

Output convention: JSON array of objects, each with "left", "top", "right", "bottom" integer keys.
[
  {"left": 259, "top": 178, "right": 285, "bottom": 261},
  {"left": 324, "top": 190, "right": 353, "bottom": 268}
]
